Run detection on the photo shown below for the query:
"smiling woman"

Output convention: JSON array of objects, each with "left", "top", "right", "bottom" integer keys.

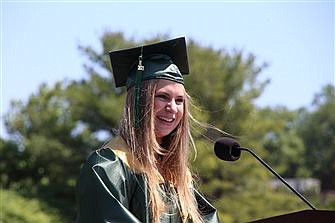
[
  {"left": 75, "top": 37, "right": 220, "bottom": 223},
  {"left": 154, "top": 80, "right": 185, "bottom": 144}
]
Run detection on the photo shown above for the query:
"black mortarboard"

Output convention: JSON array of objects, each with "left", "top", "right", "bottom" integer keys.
[{"left": 109, "top": 37, "right": 189, "bottom": 89}]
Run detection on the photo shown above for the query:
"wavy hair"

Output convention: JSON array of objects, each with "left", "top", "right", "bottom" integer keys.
[{"left": 119, "top": 79, "right": 203, "bottom": 223}]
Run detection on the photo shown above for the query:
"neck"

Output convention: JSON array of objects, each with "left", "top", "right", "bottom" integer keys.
[{"left": 156, "top": 136, "right": 162, "bottom": 145}]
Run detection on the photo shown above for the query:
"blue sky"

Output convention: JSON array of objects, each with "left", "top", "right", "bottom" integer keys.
[{"left": 1, "top": 1, "right": 334, "bottom": 137}]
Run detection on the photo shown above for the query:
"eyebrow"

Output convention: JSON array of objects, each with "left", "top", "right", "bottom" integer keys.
[{"left": 155, "top": 90, "right": 185, "bottom": 97}]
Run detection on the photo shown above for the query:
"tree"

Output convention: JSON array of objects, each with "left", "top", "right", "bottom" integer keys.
[
  {"left": 297, "top": 84, "right": 335, "bottom": 191},
  {"left": 3, "top": 82, "right": 100, "bottom": 220},
  {"left": 185, "top": 40, "right": 269, "bottom": 135},
  {"left": 1, "top": 188, "right": 62, "bottom": 223},
  {"left": 256, "top": 107, "right": 310, "bottom": 178}
]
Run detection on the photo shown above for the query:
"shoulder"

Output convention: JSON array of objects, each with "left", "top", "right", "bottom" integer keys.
[
  {"left": 77, "top": 139, "right": 140, "bottom": 191},
  {"left": 101, "top": 136, "right": 144, "bottom": 173},
  {"left": 85, "top": 147, "right": 118, "bottom": 165},
  {"left": 79, "top": 147, "right": 130, "bottom": 183},
  {"left": 83, "top": 136, "right": 130, "bottom": 167},
  {"left": 80, "top": 136, "right": 144, "bottom": 177},
  {"left": 79, "top": 136, "right": 135, "bottom": 181}
]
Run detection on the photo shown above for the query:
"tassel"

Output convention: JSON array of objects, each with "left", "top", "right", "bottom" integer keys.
[{"left": 134, "top": 48, "right": 144, "bottom": 128}]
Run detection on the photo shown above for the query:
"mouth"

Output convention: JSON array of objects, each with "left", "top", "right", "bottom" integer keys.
[{"left": 157, "top": 115, "right": 175, "bottom": 123}]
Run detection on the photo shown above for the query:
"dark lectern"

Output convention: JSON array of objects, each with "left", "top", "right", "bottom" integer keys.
[{"left": 249, "top": 210, "right": 335, "bottom": 223}]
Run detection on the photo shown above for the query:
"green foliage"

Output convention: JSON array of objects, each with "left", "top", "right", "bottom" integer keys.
[
  {"left": 2, "top": 82, "right": 100, "bottom": 220},
  {"left": 1, "top": 189, "right": 63, "bottom": 223},
  {"left": 185, "top": 41, "right": 269, "bottom": 134},
  {"left": 253, "top": 107, "right": 310, "bottom": 177},
  {"left": 65, "top": 73, "right": 125, "bottom": 132},
  {"left": 297, "top": 84, "right": 335, "bottom": 190}
]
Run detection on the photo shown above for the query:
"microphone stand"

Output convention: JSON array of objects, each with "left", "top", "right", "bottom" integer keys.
[{"left": 240, "top": 146, "right": 316, "bottom": 210}]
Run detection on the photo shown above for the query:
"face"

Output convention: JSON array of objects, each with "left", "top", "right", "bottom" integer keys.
[{"left": 154, "top": 79, "right": 185, "bottom": 144}]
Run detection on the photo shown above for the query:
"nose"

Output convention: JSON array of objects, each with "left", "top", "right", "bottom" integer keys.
[{"left": 166, "top": 99, "right": 178, "bottom": 113}]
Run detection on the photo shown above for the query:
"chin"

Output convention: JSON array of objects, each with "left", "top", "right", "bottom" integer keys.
[{"left": 156, "top": 131, "right": 171, "bottom": 139}]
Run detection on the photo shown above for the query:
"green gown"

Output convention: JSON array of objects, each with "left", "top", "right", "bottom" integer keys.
[{"left": 76, "top": 141, "right": 220, "bottom": 223}]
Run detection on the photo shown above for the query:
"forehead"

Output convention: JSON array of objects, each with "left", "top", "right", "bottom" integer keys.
[{"left": 155, "top": 79, "right": 185, "bottom": 95}]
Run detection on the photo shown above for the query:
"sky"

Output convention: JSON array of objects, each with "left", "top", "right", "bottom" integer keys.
[{"left": 1, "top": 1, "right": 334, "bottom": 138}]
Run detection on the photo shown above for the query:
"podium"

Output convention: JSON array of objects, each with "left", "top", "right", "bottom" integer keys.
[{"left": 249, "top": 210, "right": 335, "bottom": 223}]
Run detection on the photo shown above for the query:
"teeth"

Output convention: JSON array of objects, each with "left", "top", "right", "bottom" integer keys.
[{"left": 158, "top": 116, "right": 174, "bottom": 122}]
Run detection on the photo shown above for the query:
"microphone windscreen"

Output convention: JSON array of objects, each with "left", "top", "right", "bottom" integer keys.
[{"left": 214, "top": 137, "right": 241, "bottom": 161}]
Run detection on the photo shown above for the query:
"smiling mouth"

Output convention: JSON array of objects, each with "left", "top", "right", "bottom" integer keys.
[{"left": 157, "top": 115, "right": 175, "bottom": 123}]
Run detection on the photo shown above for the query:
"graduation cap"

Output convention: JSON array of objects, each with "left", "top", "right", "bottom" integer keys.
[
  {"left": 109, "top": 37, "right": 189, "bottom": 128},
  {"left": 109, "top": 37, "right": 189, "bottom": 89}
]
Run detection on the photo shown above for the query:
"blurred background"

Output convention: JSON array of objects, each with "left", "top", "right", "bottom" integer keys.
[{"left": 1, "top": 1, "right": 334, "bottom": 222}]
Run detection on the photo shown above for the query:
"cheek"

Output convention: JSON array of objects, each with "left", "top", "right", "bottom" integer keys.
[
  {"left": 153, "top": 100, "right": 164, "bottom": 113},
  {"left": 176, "top": 105, "right": 184, "bottom": 120}
]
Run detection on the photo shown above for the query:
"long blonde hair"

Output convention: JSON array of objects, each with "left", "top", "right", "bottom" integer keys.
[{"left": 119, "top": 79, "right": 203, "bottom": 223}]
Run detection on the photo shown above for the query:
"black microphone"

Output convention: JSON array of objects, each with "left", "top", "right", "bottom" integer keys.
[{"left": 214, "top": 137, "right": 316, "bottom": 210}]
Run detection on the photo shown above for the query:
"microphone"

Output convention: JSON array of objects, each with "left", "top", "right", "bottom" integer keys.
[{"left": 214, "top": 137, "right": 316, "bottom": 210}]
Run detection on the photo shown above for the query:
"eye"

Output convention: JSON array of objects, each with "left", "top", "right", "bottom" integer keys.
[
  {"left": 155, "top": 94, "right": 169, "bottom": 101},
  {"left": 175, "top": 97, "right": 184, "bottom": 105}
]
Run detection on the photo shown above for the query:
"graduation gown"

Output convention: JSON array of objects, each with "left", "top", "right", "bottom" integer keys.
[{"left": 75, "top": 137, "right": 220, "bottom": 223}]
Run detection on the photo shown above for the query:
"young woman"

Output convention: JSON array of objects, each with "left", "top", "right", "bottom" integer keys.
[{"left": 76, "top": 37, "right": 220, "bottom": 223}]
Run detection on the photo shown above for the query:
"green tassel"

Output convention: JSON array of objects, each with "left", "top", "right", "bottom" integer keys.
[{"left": 134, "top": 54, "right": 144, "bottom": 128}]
